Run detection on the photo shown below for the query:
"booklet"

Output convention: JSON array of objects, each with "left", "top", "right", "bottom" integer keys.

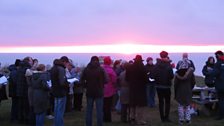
[
  {"left": 67, "top": 78, "right": 79, "bottom": 84},
  {"left": 0, "top": 76, "right": 8, "bottom": 85}
]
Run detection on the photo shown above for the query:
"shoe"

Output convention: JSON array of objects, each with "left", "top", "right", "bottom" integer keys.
[
  {"left": 46, "top": 115, "right": 54, "bottom": 120},
  {"left": 164, "top": 118, "right": 172, "bottom": 123},
  {"left": 179, "top": 120, "right": 184, "bottom": 126},
  {"left": 186, "top": 120, "right": 191, "bottom": 125},
  {"left": 215, "top": 116, "right": 224, "bottom": 120}
]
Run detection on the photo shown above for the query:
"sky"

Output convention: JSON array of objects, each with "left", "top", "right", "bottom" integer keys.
[{"left": 0, "top": 0, "right": 224, "bottom": 52}]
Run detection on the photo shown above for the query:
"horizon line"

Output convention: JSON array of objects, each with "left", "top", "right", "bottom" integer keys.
[{"left": 0, "top": 44, "right": 223, "bottom": 54}]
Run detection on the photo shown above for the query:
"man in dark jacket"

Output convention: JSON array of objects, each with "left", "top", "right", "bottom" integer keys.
[
  {"left": 16, "top": 59, "right": 31, "bottom": 124},
  {"left": 8, "top": 59, "right": 21, "bottom": 122},
  {"left": 153, "top": 51, "right": 174, "bottom": 122},
  {"left": 209, "top": 51, "right": 224, "bottom": 120},
  {"left": 50, "top": 59, "right": 68, "bottom": 126},
  {"left": 80, "top": 56, "right": 107, "bottom": 126},
  {"left": 145, "top": 57, "right": 156, "bottom": 108},
  {"left": 126, "top": 55, "right": 148, "bottom": 125}
]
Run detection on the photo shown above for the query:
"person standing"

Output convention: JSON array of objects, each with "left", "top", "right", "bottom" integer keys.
[
  {"left": 80, "top": 56, "right": 108, "bottom": 126},
  {"left": 126, "top": 55, "right": 148, "bottom": 125},
  {"left": 102, "top": 57, "right": 117, "bottom": 122},
  {"left": 8, "top": 59, "right": 21, "bottom": 122},
  {"left": 174, "top": 63, "right": 195, "bottom": 125},
  {"left": 202, "top": 56, "right": 216, "bottom": 87},
  {"left": 50, "top": 59, "right": 68, "bottom": 126},
  {"left": 145, "top": 57, "right": 156, "bottom": 108},
  {"left": 209, "top": 51, "right": 224, "bottom": 120},
  {"left": 32, "top": 64, "right": 50, "bottom": 126},
  {"left": 153, "top": 51, "right": 174, "bottom": 122}
]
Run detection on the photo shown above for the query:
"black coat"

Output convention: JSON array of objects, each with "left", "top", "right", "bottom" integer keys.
[
  {"left": 126, "top": 61, "right": 148, "bottom": 107},
  {"left": 8, "top": 65, "right": 18, "bottom": 97},
  {"left": 50, "top": 64, "right": 68, "bottom": 98},
  {"left": 32, "top": 72, "right": 50, "bottom": 114},
  {"left": 145, "top": 64, "right": 156, "bottom": 85},
  {"left": 153, "top": 59, "right": 174, "bottom": 88},
  {"left": 81, "top": 61, "right": 107, "bottom": 98},
  {"left": 202, "top": 62, "right": 215, "bottom": 87}
]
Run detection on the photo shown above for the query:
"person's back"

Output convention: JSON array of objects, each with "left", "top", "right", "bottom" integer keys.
[
  {"left": 154, "top": 58, "right": 174, "bottom": 88},
  {"left": 81, "top": 59, "right": 106, "bottom": 98},
  {"left": 50, "top": 60, "right": 67, "bottom": 98}
]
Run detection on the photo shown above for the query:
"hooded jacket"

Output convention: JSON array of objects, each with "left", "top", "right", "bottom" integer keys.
[
  {"left": 32, "top": 71, "right": 50, "bottom": 114},
  {"left": 202, "top": 61, "right": 215, "bottom": 87},
  {"left": 103, "top": 65, "right": 117, "bottom": 98},
  {"left": 81, "top": 61, "right": 107, "bottom": 98},
  {"left": 209, "top": 56, "right": 224, "bottom": 92},
  {"left": 174, "top": 68, "right": 194, "bottom": 106}
]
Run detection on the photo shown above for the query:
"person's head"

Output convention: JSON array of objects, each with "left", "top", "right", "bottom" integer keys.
[
  {"left": 90, "top": 56, "right": 99, "bottom": 63},
  {"left": 182, "top": 53, "right": 188, "bottom": 59},
  {"left": 215, "top": 50, "right": 224, "bottom": 60},
  {"left": 36, "top": 64, "right": 46, "bottom": 71},
  {"left": 23, "top": 56, "right": 33, "bottom": 66},
  {"left": 60, "top": 56, "right": 70, "bottom": 68},
  {"left": 53, "top": 59, "right": 63, "bottom": 66},
  {"left": 104, "top": 56, "right": 112, "bottom": 65},
  {"left": 133, "top": 55, "right": 144, "bottom": 63},
  {"left": 113, "top": 60, "right": 121, "bottom": 69},
  {"left": 160, "top": 51, "right": 168, "bottom": 59},
  {"left": 207, "top": 56, "right": 215, "bottom": 64},
  {"left": 15, "top": 59, "right": 21, "bottom": 67},
  {"left": 146, "top": 57, "right": 153, "bottom": 65}
]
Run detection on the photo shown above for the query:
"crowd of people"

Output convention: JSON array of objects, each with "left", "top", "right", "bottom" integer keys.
[{"left": 0, "top": 50, "right": 224, "bottom": 126}]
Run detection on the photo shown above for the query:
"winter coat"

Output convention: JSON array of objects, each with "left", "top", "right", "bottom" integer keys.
[
  {"left": 32, "top": 72, "right": 50, "bottom": 114},
  {"left": 81, "top": 61, "right": 107, "bottom": 98},
  {"left": 153, "top": 59, "right": 174, "bottom": 88},
  {"left": 103, "top": 65, "right": 117, "bottom": 98},
  {"left": 16, "top": 61, "right": 31, "bottom": 97},
  {"left": 8, "top": 65, "right": 18, "bottom": 97},
  {"left": 119, "top": 71, "right": 129, "bottom": 104},
  {"left": 202, "top": 62, "right": 216, "bottom": 87},
  {"left": 209, "top": 56, "right": 224, "bottom": 92},
  {"left": 174, "top": 68, "right": 194, "bottom": 106},
  {"left": 126, "top": 61, "right": 148, "bottom": 107},
  {"left": 50, "top": 64, "right": 68, "bottom": 98}
]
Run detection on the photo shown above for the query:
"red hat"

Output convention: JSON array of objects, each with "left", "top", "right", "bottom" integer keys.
[
  {"left": 160, "top": 51, "right": 168, "bottom": 58},
  {"left": 104, "top": 56, "right": 112, "bottom": 65}
]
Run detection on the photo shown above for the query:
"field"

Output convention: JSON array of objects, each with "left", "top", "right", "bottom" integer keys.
[{"left": 0, "top": 76, "right": 224, "bottom": 126}]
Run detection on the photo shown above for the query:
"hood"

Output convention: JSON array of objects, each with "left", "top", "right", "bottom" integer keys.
[
  {"left": 8, "top": 64, "right": 17, "bottom": 71},
  {"left": 176, "top": 67, "right": 194, "bottom": 80},
  {"left": 219, "top": 56, "right": 224, "bottom": 61},
  {"left": 32, "top": 71, "right": 45, "bottom": 80},
  {"left": 19, "top": 61, "right": 31, "bottom": 68}
]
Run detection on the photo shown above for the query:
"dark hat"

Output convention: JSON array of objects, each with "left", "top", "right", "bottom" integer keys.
[
  {"left": 104, "top": 56, "right": 112, "bottom": 65},
  {"left": 215, "top": 50, "right": 224, "bottom": 56},
  {"left": 160, "top": 51, "right": 168, "bottom": 58},
  {"left": 146, "top": 57, "right": 153, "bottom": 62},
  {"left": 133, "top": 55, "right": 144, "bottom": 61},
  {"left": 90, "top": 56, "right": 99, "bottom": 62}
]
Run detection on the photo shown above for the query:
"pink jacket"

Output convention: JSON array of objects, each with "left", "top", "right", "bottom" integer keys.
[{"left": 103, "top": 65, "right": 117, "bottom": 98}]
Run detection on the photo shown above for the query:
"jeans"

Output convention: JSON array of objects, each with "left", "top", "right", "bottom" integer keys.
[
  {"left": 86, "top": 97, "right": 103, "bottom": 126},
  {"left": 54, "top": 97, "right": 66, "bottom": 126},
  {"left": 36, "top": 113, "right": 45, "bottom": 126},
  {"left": 146, "top": 84, "right": 156, "bottom": 107},
  {"left": 157, "top": 88, "right": 171, "bottom": 121},
  {"left": 103, "top": 96, "right": 113, "bottom": 122}
]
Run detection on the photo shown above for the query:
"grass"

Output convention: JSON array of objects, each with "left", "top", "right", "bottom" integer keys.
[{"left": 1, "top": 76, "right": 224, "bottom": 126}]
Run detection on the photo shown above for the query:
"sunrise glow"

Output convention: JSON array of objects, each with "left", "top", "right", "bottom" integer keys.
[{"left": 0, "top": 44, "right": 223, "bottom": 54}]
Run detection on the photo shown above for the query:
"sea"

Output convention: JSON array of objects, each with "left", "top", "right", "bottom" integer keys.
[{"left": 0, "top": 53, "right": 216, "bottom": 76}]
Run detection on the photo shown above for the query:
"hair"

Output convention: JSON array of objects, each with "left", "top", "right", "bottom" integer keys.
[
  {"left": 15, "top": 59, "right": 21, "bottom": 67},
  {"left": 60, "top": 56, "right": 69, "bottom": 63},
  {"left": 90, "top": 56, "right": 99, "bottom": 62},
  {"left": 36, "top": 64, "right": 45, "bottom": 71}
]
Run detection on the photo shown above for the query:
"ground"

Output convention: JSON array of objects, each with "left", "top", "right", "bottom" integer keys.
[{"left": 0, "top": 76, "right": 224, "bottom": 126}]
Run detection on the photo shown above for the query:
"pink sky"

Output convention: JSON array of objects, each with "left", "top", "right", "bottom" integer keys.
[{"left": 0, "top": 0, "right": 224, "bottom": 49}]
